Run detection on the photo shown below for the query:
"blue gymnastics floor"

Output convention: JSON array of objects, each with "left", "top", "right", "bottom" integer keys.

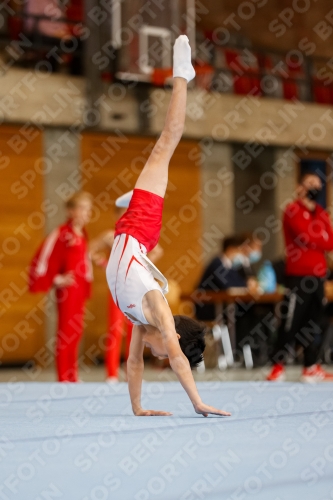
[{"left": 1, "top": 381, "right": 333, "bottom": 500}]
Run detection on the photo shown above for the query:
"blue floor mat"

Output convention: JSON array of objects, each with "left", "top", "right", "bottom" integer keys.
[{"left": 1, "top": 381, "right": 332, "bottom": 499}]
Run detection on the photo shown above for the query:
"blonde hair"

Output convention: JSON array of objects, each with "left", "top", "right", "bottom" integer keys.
[{"left": 65, "top": 191, "right": 93, "bottom": 209}]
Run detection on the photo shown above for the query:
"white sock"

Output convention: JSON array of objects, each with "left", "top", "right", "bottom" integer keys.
[
  {"left": 115, "top": 190, "right": 133, "bottom": 208},
  {"left": 173, "top": 35, "right": 195, "bottom": 83}
]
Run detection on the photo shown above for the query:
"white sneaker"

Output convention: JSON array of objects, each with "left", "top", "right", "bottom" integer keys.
[
  {"left": 300, "top": 364, "right": 333, "bottom": 383},
  {"left": 106, "top": 377, "right": 119, "bottom": 384}
]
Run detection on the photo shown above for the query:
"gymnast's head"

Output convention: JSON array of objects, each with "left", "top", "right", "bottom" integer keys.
[
  {"left": 141, "top": 315, "right": 206, "bottom": 368},
  {"left": 173, "top": 315, "right": 206, "bottom": 369}
]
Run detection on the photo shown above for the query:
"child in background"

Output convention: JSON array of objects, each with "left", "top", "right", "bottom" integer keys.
[{"left": 29, "top": 192, "right": 93, "bottom": 382}]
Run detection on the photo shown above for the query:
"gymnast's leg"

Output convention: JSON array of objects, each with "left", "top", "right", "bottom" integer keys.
[{"left": 116, "top": 35, "right": 195, "bottom": 206}]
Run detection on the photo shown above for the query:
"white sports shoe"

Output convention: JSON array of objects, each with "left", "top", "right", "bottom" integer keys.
[
  {"left": 300, "top": 364, "right": 333, "bottom": 383},
  {"left": 106, "top": 377, "right": 119, "bottom": 384}
]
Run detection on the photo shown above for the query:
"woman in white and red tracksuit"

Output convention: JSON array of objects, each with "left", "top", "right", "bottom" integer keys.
[
  {"left": 267, "top": 173, "right": 333, "bottom": 383},
  {"left": 29, "top": 192, "right": 93, "bottom": 382}
]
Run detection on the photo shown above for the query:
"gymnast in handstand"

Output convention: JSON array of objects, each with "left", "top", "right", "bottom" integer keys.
[{"left": 107, "top": 35, "right": 231, "bottom": 418}]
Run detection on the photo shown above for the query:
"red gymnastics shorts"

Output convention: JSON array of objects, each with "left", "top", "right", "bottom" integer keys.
[{"left": 114, "top": 189, "right": 164, "bottom": 252}]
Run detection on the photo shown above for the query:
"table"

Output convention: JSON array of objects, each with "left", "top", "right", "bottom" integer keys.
[
  {"left": 182, "top": 287, "right": 333, "bottom": 369},
  {"left": 182, "top": 288, "right": 333, "bottom": 369},
  {"left": 181, "top": 290, "right": 284, "bottom": 305}
]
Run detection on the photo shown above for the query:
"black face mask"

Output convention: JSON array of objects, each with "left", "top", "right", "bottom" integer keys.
[{"left": 306, "top": 188, "right": 321, "bottom": 201}]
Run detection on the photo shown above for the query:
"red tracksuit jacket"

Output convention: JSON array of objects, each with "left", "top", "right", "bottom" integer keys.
[
  {"left": 29, "top": 220, "right": 92, "bottom": 297},
  {"left": 284, "top": 200, "right": 333, "bottom": 277}
]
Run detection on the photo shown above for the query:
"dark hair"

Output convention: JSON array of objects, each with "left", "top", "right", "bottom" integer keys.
[
  {"left": 221, "top": 235, "right": 245, "bottom": 253},
  {"left": 173, "top": 315, "right": 206, "bottom": 369},
  {"left": 240, "top": 231, "right": 264, "bottom": 244},
  {"left": 299, "top": 171, "right": 321, "bottom": 184}
]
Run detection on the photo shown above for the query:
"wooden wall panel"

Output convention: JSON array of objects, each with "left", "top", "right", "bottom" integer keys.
[
  {"left": 0, "top": 125, "right": 45, "bottom": 364},
  {"left": 200, "top": 0, "right": 333, "bottom": 59},
  {"left": 81, "top": 133, "right": 202, "bottom": 348}
]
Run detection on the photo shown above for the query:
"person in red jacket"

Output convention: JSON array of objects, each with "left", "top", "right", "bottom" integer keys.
[
  {"left": 267, "top": 172, "right": 333, "bottom": 382},
  {"left": 29, "top": 191, "right": 93, "bottom": 382}
]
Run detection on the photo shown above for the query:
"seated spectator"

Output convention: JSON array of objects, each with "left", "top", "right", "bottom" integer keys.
[
  {"left": 195, "top": 234, "right": 273, "bottom": 366},
  {"left": 195, "top": 235, "right": 247, "bottom": 321},
  {"left": 238, "top": 232, "right": 263, "bottom": 294},
  {"left": 240, "top": 232, "right": 263, "bottom": 277}
]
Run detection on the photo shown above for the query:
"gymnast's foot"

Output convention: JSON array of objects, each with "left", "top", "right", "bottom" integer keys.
[
  {"left": 173, "top": 35, "right": 195, "bottom": 83},
  {"left": 115, "top": 190, "right": 133, "bottom": 208}
]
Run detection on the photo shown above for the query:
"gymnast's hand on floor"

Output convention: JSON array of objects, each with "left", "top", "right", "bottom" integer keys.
[
  {"left": 134, "top": 408, "right": 173, "bottom": 417},
  {"left": 194, "top": 402, "right": 231, "bottom": 418}
]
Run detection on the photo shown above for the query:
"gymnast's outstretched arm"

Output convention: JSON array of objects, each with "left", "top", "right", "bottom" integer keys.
[
  {"left": 143, "top": 291, "right": 231, "bottom": 417},
  {"left": 127, "top": 325, "right": 172, "bottom": 416}
]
